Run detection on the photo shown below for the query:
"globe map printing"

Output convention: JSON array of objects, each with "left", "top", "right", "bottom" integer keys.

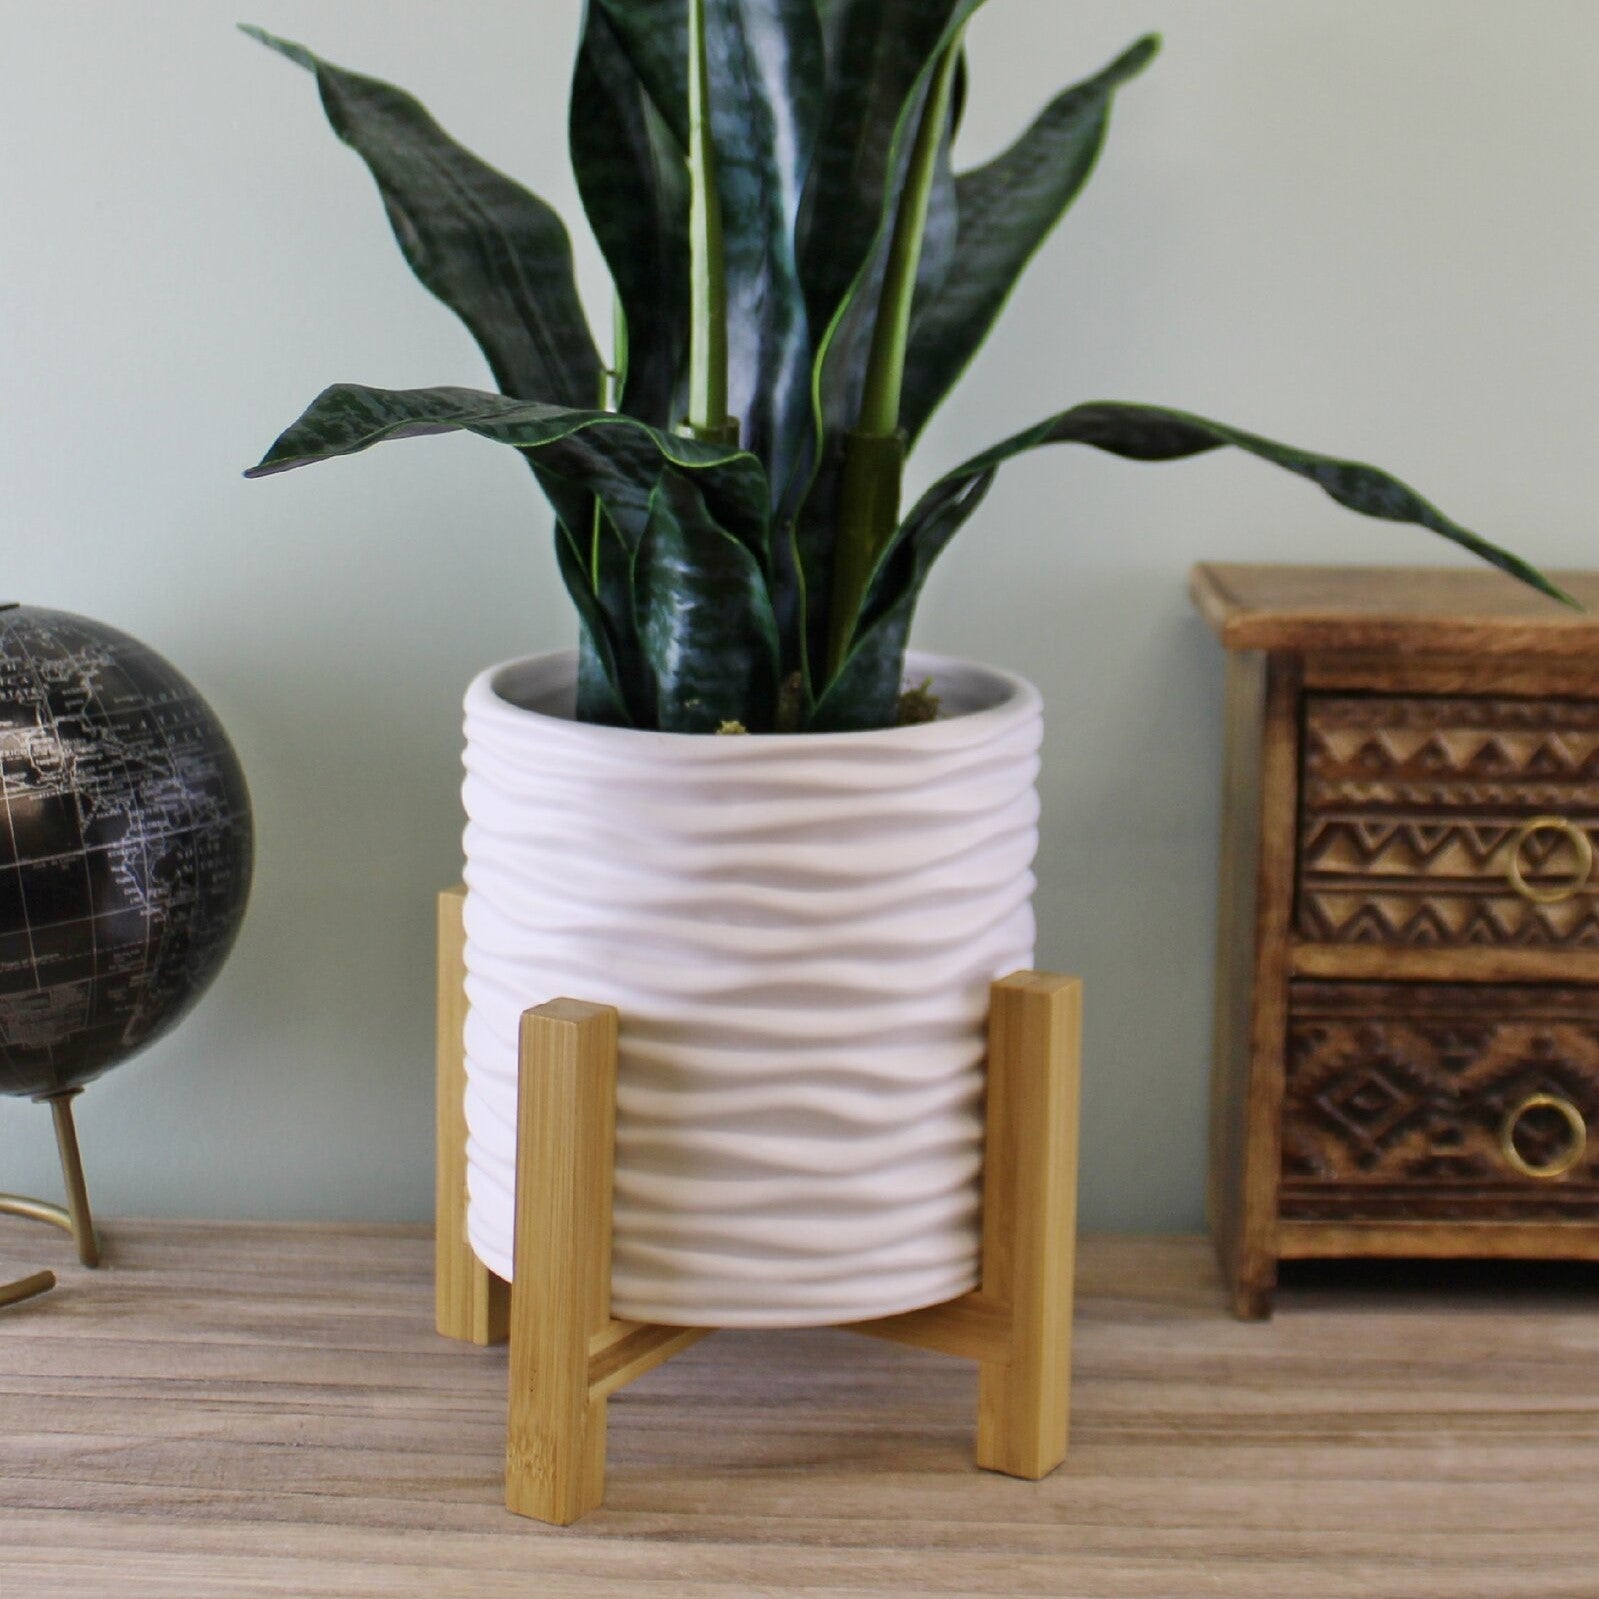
[{"left": 0, "top": 607, "right": 253, "bottom": 1098}]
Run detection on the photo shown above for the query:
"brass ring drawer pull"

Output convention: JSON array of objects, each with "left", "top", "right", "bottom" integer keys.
[
  {"left": 1507, "top": 817, "right": 1594, "bottom": 905},
  {"left": 1499, "top": 1093, "right": 1588, "bottom": 1180}
]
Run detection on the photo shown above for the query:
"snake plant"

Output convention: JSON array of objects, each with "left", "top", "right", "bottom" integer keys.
[{"left": 243, "top": 4, "right": 1566, "bottom": 734}]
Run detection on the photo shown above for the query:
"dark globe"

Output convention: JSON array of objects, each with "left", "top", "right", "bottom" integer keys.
[{"left": 0, "top": 606, "right": 253, "bottom": 1098}]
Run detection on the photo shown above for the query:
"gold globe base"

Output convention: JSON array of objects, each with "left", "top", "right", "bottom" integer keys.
[{"left": 1, "top": 1090, "right": 101, "bottom": 1309}]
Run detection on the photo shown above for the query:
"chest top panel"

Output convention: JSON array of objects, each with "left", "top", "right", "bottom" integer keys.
[{"left": 1191, "top": 564, "right": 1599, "bottom": 658}]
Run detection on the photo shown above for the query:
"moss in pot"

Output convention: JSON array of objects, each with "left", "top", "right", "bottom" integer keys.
[{"left": 242, "top": 2, "right": 1564, "bottom": 1325}]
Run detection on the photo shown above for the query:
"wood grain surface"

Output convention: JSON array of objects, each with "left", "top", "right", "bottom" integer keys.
[
  {"left": 6, "top": 1222, "right": 1599, "bottom": 1596},
  {"left": 1190, "top": 562, "right": 1599, "bottom": 657}
]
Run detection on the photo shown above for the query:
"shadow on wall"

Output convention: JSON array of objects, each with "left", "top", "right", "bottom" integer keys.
[{"left": 1027, "top": 589, "right": 1224, "bottom": 1234}]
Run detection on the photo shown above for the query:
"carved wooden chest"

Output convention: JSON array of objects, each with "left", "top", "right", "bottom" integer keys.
[{"left": 1192, "top": 563, "right": 1599, "bottom": 1317}]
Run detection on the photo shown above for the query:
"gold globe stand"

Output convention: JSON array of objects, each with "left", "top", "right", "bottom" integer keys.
[{"left": 0, "top": 1088, "right": 101, "bottom": 1309}]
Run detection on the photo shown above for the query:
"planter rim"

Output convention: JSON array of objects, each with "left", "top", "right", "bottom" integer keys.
[{"left": 467, "top": 648, "right": 1042, "bottom": 754}]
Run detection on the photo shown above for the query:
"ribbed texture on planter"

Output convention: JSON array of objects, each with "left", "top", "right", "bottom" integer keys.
[{"left": 460, "top": 651, "right": 1043, "bottom": 1328}]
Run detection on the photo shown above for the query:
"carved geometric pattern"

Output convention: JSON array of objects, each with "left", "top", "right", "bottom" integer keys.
[
  {"left": 1283, "top": 983, "right": 1599, "bottom": 1221},
  {"left": 1298, "top": 696, "right": 1599, "bottom": 947}
]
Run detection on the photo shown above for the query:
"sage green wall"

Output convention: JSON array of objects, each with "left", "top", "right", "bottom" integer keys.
[{"left": 1, "top": 1, "right": 1594, "bottom": 1231}]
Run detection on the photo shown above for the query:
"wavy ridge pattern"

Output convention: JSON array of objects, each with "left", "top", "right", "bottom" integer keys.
[{"left": 461, "top": 651, "right": 1043, "bottom": 1328}]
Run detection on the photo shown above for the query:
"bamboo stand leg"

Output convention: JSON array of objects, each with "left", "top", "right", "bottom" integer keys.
[
  {"left": 842, "top": 972, "right": 1082, "bottom": 1481},
  {"left": 974, "top": 973, "right": 1081, "bottom": 1478},
  {"left": 503, "top": 1000, "right": 712, "bottom": 1524},
  {"left": 505, "top": 1000, "right": 618, "bottom": 1524},
  {"left": 435, "top": 888, "right": 509, "bottom": 1346}
]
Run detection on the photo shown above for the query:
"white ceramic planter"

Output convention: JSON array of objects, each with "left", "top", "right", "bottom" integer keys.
[{"left": 460, "top": 649, "right": 1043, "bottom": 1328}]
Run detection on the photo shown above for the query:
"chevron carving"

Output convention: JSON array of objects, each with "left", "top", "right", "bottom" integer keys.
[{"left": 1299, "top": 696, "right": 1599, "bottom": 947}]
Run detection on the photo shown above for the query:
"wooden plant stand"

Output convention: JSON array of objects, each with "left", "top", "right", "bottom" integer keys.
[{"left": 434, "top": 887, "right": 1082, "bottom": 1524}]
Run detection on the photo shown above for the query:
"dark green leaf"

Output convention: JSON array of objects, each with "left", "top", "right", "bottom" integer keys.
[
  {"left": 245, "top": 382, "right": 771, "bottom": 567},
  {"left": 555, "top": 496, "right": 665, "bottom": 728},
  {"left": 796, "top": 4, "right": 970, "bottom": 467},
  {"left": 918, "top": 75, "right": 963, "bottom": 327},
  {"left": 553, "top": 520, "right": 635, "bottom": 726},
  {"left": 900, "top": 35, "right": 1160, "bottom": 442},
  {"left": 593, "top": 0, "right": 823, "bottom": 499},
  {"left": 822, "top": 399, "right": 1570, "bottom": 729},
  {"left": 817, "top": 47, "right": 962, "bottom": 449},
  {"left": 817, "top": 397, "right": 1573, "bottom": 728},
  {"left": 589, "top": 1, "right": 692, "bottom": 146},
  {"left": 241, "top": 27, "right": 601, "bottom": 412},
  {"left": 904, "top": 401, "right": 1572, "bottom": 605},
  {"left": 634, "top": 471, "right": 782, "bottom": 731},
  {"left": 571, "top": 2, "right": 689, "bottom": 428},
  {"left": 797, "top": 0, "right": 982, "bottom": 338},
  {"left": 576, "top": 633, "right": 630, "bottom": 725},
  {"left": 783, "top": 2, "right": 977, "bottom": 690}
]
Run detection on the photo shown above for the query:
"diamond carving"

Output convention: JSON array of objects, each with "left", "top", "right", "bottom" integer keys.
[{"left": 1283, "top": 984, "right": 1599, "bottom": 1215}]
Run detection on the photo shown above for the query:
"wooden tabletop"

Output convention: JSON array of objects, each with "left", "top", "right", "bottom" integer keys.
[
  {"left": 1191, "top": 562, "right": 1599, "bottom": 657},
  {"left": 5, "top": 1221, "right": 1599, "bottom": 1596}
]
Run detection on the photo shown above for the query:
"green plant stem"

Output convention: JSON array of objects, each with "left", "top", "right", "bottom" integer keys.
[
  {"left": 593, "top": 297, "right": 626, "bottom": 594},
  {"left": 608, "top": 294, "right": 627, "bottom": 410},
  {"left": 826, "top": 429, "right": 906, "bottom": 676},
  {"left": 687, "top": 0, "right": 731, "bottom": 441},
  {"left": 858, "top": 33, "right": 962, "bottom": 438},
  {"left": 827, "top": 32, "right": 963, "bottom": 679}
]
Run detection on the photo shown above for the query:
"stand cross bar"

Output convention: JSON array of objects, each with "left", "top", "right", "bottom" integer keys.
[{"left": 434, "top": 887, "right": 1081, "bottom": 1524}]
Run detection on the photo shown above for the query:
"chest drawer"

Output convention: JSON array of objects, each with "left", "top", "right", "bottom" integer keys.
[
  {"left": 1297, "top": 694, "right": 1599, "bottom": 947},
  {"left": 1282, "top": 981, "right": 1599, "bottom": 1222}
]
